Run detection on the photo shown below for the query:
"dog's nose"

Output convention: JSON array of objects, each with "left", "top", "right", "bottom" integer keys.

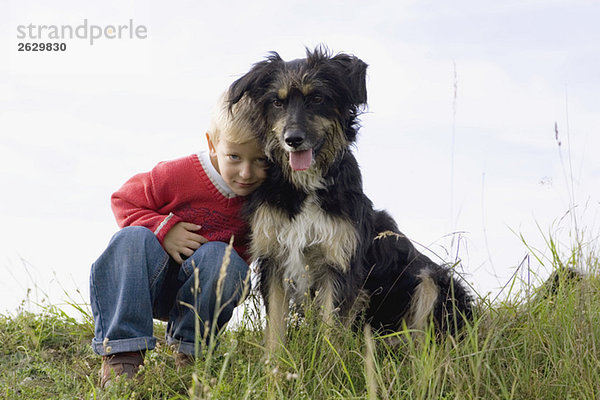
[{"left": 284, "top": 130, "right": 305, "bottom": 148}]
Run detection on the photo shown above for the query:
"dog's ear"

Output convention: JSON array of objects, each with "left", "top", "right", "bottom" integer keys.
[
  {"left": 228, "top": 52, "right": 283, "bottom": 106},
  {"left": 331, "top": 53, "right": 368, "bottom": 106}
]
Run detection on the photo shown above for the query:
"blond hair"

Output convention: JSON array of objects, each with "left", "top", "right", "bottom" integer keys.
[{"left": 207, "top": 92, "right": 256, "bottom": 145}]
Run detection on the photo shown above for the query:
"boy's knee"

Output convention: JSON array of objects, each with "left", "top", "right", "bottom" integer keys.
[
  {"left": 207, "top": 242, "right": 246, "bottom": 266},
  {"left": 108, "top": 226, "right": 158, "bottom": 251},
  {"left": 184, "top": 242, "right": 249, "bottom": 285},
  {"left": 114, "top": 226, "right": 154, "bottom": 242},
  {"left": 95, "top": 226, "right": 165, "bottom": 277}
]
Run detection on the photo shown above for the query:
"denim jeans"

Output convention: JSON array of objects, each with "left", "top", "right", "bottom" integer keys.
[{"left": 90, "top": 226, "right": 249, "bottom": 356}]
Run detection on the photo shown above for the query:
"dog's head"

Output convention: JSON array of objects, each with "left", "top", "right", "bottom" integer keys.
[{"left": 228, "top": 47, "right": 368, "bottom": 175}]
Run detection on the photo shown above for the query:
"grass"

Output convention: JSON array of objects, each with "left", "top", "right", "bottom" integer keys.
[{"left": 1, "top": 230, "right": 599, "bottom": 400}]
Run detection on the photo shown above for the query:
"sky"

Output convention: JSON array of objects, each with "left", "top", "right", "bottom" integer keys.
[{"left": 1, "top": 0, "right": 599, "bottom": 315}]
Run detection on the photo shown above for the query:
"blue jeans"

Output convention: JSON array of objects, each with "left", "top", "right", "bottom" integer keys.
[{"left": 90, "top": 226, "right": 250, "bottom": 356}]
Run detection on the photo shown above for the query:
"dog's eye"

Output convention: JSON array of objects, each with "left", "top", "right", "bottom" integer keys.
[
  {"left": 272, "top": 99, "right": 283, "bottom": 108},
  {"left": 311, "top": 95, "right": 324, "bottom": 104}
]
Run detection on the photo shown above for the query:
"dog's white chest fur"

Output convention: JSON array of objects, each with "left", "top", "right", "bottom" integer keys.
[{"left": 250, "top": 195, "right": 357, "bottom": 300}]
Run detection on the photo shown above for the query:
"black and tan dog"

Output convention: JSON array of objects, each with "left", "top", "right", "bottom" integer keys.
[{"left": 228, "top": 47, "right": 472, "bottom": 351}]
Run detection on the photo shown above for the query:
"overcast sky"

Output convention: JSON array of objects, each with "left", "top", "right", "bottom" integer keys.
[{"left": 1, "top": 0, "right": 599, "bottom": 314}]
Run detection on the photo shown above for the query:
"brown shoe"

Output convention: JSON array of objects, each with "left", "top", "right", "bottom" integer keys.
[
  {"left": 100, "top": 351, "right": 144, "bottom": 388},
  {"left": 174, "top": 352, "right": 194, "bottom": 369}
]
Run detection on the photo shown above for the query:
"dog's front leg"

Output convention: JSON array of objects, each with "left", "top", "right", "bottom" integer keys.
[
  {"left": 315, "top": 275, "right": 336, "bottom": 327},
  {"left": 265, "top": 276, "right": 289, "bottom": 353}
]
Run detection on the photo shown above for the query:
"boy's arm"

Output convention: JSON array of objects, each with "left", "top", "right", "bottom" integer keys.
[
  {"left": 111, "top": 158, "right": 209, "bottom": 263},
  {"left": 110, "top": 163, "right": 184, "bottom": 244},
  {"left": 163, "top": 221, "right": 208, "bottom": 264}
]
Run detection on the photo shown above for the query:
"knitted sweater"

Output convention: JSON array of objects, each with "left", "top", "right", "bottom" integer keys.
[{"left": 111, "top": 152, "right": 250, "bottom": 262}]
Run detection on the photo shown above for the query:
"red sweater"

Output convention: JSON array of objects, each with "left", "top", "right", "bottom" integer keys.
[{"left": 111, "top": 153, "right": 250, "bottom": 262}]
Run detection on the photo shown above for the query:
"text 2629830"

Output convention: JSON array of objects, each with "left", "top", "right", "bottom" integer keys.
[{"left": 17, "top": 42, "right": 67, "bottom": 51}]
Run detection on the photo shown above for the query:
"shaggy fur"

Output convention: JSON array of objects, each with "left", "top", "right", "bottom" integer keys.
[{"left": 228, "top": 47, "right": 472, "bottom": 350}]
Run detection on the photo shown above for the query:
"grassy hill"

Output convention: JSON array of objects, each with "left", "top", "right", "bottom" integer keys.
[{"left": 1, "top": 244, "right": 599, "bottom": 399}]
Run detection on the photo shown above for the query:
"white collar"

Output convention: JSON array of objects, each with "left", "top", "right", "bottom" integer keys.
[{"left": 197, "top": 151, "right": 237, "bottom": 199}]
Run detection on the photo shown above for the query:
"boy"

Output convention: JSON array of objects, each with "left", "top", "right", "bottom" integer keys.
[{"left": 90, "top": 95, "right": 267, "bottom": 388}]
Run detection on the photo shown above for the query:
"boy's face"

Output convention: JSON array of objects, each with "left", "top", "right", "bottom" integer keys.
[{"left": 208, "top": 134, "right": 268, "bottom": 196}]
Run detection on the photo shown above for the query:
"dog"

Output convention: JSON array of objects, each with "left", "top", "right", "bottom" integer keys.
[{"left": 227, "top": 47, "right": 473, "bottom": 351}]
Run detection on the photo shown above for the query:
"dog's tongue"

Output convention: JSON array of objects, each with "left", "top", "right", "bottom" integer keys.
[{"left": 289, "top": 149, "right": 313, "bottom": 171}]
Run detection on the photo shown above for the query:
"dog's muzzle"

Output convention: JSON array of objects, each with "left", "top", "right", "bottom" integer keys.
[
  {"left": 284, "top": 129, "right": 305, "bottom": 149},
  {"left": 283, "top": 129, "right": 313, "bottom": 171}
]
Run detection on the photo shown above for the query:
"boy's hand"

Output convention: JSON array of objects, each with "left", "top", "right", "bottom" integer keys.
[{"left": 163, "top": 222, "right": 208, "bottom": 264}]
